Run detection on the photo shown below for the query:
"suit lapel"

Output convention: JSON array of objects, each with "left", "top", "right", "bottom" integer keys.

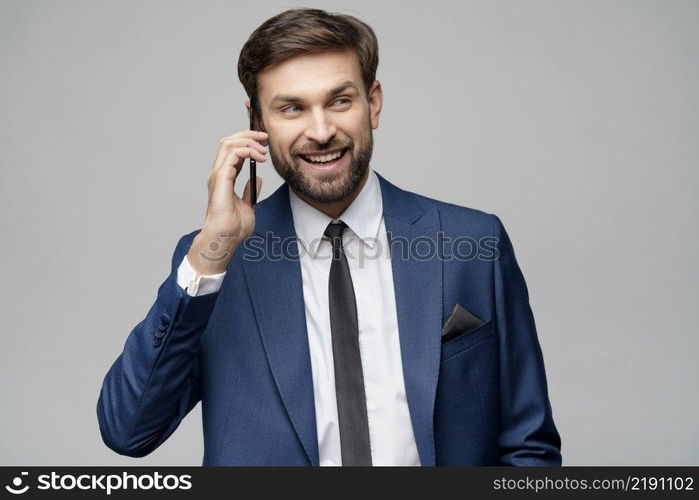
[
  {"left": 241, "top": 183, "right": 319, "bottom": 466},
  {"left": 376, "top": 171, "right": 442, "bottom": 467},
  {"left": 241, "top": 171, "right": 443, "bottom": 467}
]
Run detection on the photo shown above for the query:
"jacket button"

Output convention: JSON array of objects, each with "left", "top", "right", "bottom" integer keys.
[
  {"left": 155, "top": 330, "right": 166, "bottom": 339},
  {"left": 153, "top": 338, "right": 162, "bottom": 347},
  {"left": 158, "top": 322, "right": 168, "bottom": 332}
]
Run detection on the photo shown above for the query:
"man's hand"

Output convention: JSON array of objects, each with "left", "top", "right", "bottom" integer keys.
[{"left": 187, "top": 130, "right": 268, "bottom": 277}]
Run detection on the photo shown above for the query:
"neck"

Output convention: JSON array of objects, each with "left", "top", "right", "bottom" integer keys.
[{"left": 292, "top": 170, "right": 370, "bottom": 220}]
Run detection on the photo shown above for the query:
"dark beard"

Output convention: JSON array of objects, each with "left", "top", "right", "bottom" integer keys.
[{"left": 269, "top": 129, "right": 373, "bottom": 204}]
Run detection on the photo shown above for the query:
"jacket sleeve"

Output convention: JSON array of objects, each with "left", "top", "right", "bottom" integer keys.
[
  {"left": 491, "top": 214, "right": 563, "bottom": 465},
  {"left": 97, "top": 229, "right": 220, "bottom": 457}
]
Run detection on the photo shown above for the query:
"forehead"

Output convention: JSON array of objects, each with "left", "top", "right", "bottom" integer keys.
[{"left": 258, "top": 49, "right": 364, "bottom": 103}]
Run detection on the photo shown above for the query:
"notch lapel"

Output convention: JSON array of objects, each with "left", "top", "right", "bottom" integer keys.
[
  {"left": 241, "top": 183, "right": 319, "bottom": 466},
  {"left": 376, "top": 171, "right": 443, "bottom": 467}
]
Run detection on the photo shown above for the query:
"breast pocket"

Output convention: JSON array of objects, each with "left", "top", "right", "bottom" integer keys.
[{"left": 440, "top": 319, "right": 495, "bottom": 361}]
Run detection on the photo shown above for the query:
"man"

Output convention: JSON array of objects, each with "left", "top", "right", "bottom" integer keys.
[{"left": 97, "top": 8, "right": 562, "bottom": 466}]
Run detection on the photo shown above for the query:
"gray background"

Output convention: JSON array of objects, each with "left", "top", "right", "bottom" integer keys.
[{"left": 1, "top": 0, "right": 697, "bottom": 465}]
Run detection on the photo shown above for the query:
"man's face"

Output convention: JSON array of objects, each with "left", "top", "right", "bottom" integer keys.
[{"left": 254, "top": 49, "right": 382, "bottom": 204}]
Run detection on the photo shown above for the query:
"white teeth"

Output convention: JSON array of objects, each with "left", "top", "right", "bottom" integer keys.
[{"left": 305, "top": 150, "right": 343, "bottom": 163}]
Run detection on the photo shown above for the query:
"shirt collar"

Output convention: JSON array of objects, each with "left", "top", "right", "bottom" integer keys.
[{"left": 288, "top": 168, "right": 383, "bottom": 258}]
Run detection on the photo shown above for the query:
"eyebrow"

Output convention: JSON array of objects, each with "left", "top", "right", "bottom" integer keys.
[{"left": 269, "top": 81, "right": 359, "bottom": 107}]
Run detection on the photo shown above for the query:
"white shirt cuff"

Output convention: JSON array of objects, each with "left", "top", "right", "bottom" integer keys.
[{"left": 176, "top": 254, "right": 226, "bottom": 297}]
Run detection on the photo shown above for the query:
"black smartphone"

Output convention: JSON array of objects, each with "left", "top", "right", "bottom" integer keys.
[{"left": 249, "top": 95, "right": 257, "bottom": 206}]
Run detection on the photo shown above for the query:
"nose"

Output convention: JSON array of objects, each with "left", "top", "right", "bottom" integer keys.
[{"left": 303, "top": 107, "right": 337, "bottom": 145}]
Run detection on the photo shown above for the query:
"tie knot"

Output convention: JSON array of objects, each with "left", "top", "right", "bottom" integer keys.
[{"left": 324, "top": 220, "right": 348, "bottom": 241}]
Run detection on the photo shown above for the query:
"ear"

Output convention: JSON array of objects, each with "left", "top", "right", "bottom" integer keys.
[
  {"left": 245, "top": 99, "right": 252, "bottom": 121},
  {"left": 367, "top": 80, "right": 383, "bottom": 129}
]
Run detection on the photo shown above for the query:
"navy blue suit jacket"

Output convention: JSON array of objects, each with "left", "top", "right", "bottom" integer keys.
[{"left": 97, "top": 171, "right": 562, "bottom": 465}]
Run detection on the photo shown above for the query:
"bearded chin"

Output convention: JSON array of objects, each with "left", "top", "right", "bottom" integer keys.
[{"left": 271, "top": 131, "right": 373, "bottom": 204}]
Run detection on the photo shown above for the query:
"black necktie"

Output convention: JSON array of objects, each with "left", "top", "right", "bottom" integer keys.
[{"left": 324, "top": 220, "right": 372, "bottom": 466}]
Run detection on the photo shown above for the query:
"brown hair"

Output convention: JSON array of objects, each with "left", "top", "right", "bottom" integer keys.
[{"left": 238, "top": 8, "right": 379, "bottom": 127}]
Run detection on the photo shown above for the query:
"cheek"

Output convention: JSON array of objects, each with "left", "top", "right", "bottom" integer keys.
[
  {"left": 270, "top": 125, "right": 303, "bottom": 153},
  {"left": 268, "top": 137, "right": 292, "bottom": 157},
  {"left": 343, "top": 109, "right": 371, "bottom": 136}
]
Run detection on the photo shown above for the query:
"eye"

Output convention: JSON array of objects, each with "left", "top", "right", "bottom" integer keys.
[
  {"left": 332, "top": 97, "right": 352, "bottom": 107},
  {"left": 281, "top": 105, "right": 302, "bottom": 115}
]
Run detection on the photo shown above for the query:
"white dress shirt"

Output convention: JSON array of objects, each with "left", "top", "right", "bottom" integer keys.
[{"left": 176, "top": 169, "right": 421, "bottom": 466}]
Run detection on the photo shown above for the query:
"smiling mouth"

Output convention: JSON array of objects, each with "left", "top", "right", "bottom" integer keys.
[{"left": 298, "top": 147, "right": 349, "bottom": 167}]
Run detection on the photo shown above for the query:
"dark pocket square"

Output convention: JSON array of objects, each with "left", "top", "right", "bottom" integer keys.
[{"left": 441, "top": 303, "right": 485, "bottom": 343}]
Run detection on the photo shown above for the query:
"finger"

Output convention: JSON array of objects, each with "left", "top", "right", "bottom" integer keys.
[
  {"left": 221, "top": 130, "right": 269, "bottom": 142},
  {"left": 218, "top": 137, "right": 268, "bottom": 156},
  {"left": 213, "top": 141, "right": 265, "bottom": 171},
  {"left": 242, "top": 176, "right": 263, "bottom": 207},
  {"left": 211, "top": 149, "right": 265, "bottom": 204},
  {"left": 213, "top": 132, "right": 268, "bottom": 171},
  {"left": 215, "top": 131, "right": 268, "bottom": 158},
  {"left": 214, "top": 147, "right": 267, "bottom": 179}
]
